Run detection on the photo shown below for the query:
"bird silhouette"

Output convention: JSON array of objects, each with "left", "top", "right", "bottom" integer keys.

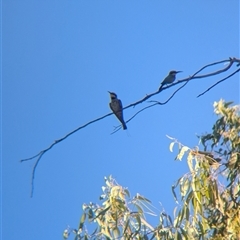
[
  {"left": 108, "top": 91, "right": 127, "bottom": 130},
  {"left": 159, "top": 70, "right": 182, "bottom": 90}
]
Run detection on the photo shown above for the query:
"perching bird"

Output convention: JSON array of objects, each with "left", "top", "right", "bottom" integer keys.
[
  {"left": 159, "top": 70, "right": 182, "bottom": 90},
  {"left": 108, "top": 91, "right": 127, "bottom": 130}
]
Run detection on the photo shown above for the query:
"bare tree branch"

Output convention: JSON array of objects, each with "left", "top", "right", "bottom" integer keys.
[
  {"left": 21, "top": 112, "right": 114, "bottom": 197},
  {"left": 197, "top": 68, "right": 240, "bottom": 98},
  {"left": 20, "top": 57, "right": 240, "bottom": 197}
]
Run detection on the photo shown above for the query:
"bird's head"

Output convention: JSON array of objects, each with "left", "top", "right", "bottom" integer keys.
[
  {"left": 169, "top": 70, "right": 182, "bottom": 76},
  {"left": 108, "top": 91, "right": 117, "bottom": 99}
]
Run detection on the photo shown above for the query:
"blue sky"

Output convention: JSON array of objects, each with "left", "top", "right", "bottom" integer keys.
[{"left": 2, "top": 1, "right": 239, "bottom": 239}]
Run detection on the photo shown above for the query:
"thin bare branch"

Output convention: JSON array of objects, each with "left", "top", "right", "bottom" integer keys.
[
  {"left": 21, "top": 112, "right": 114, "bottom": 197},
  {"left": 120, "top": 79, "right": 190, "bottom": 126},
  {"left": 197, "top": 68, "right": 240, "bottom": 98},
  {"left": 110, "top": 125, "right": 122, "bottom": 134},
  {"left": 20, "top": 113, "right": 113, "bottom": 163},
  {"left": 20, "top": 57, "right": 240, "bottom": 197}
]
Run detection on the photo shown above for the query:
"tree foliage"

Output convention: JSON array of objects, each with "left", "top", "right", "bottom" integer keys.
[{"left": 64, "top": 99, "right": 240, "bottom": 240}]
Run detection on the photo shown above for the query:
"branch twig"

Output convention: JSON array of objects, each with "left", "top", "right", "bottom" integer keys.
[{"left": 197, "top": 68, "right": 240, "bottom": 98}]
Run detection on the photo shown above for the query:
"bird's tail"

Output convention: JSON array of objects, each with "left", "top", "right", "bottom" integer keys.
[{"left": 122, "top": 122, "right": 127, "bottom": 130}]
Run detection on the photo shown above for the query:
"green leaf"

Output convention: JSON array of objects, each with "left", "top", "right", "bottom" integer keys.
[
  {"left": 88, "top": 209, "right": 94, "bottom": 221},
  {"left": 122, "top": 218, "right": 130, "bottom": 236},
  {"left": 136, "top": 194, "right": 151, "bottom": 203},
  {"left": 176, "top": 146, "right": 189, "bottom": 161},
  {"left": 113, "top": 227, "right": 120, "bottom": 239},
  {"left": 187, "top": 153, "right": 194, "bottom": 172},
  {"left": 78, "top": 213, "right": 86, "bottom": 230},
  {"left": 179, "top": 227, "right": 188, "bottom": 239},
  {"left": 95, "top": 206, "right": 111, "bottom": 219},
  {"left": 173, "top": 206, "right": 178, "bottom": 218},
  {"left": 63, "top": 229, "right": 69, "bottom": 239},
  {"left": 174, "top": 209, "right": 184, "bottom": 227},
  {"left": 169, "top": 142, "right": 175, "bottom": 152},
  {"left": 168, "top": 215, "right": 173, "bottom": 225},
  {"left": 174, "top": 230, "right": 182, "bottom": 240},
  {"left": 124, "top": 188, "right": 130, "bottom": 198},
  {"left": 172, "top": 185, "right": 178, "bottom": 203},
  {"left": 180, "top": 178, "right": 190, "bottom": 199},
  {"left": 225, "top": 101, "right": 234, "bottom": 108},
  {"left": 172, "top": 176, "right": 184, "bottom": 203},
  {"left": 198, "top": 221, "right": 204, "bottom": 235},
  {"left": 135, "top": 214, "right": 141, "bottom": 232},
  {"left": 185, "top": 206, "right": 190, "bottom": 221}
]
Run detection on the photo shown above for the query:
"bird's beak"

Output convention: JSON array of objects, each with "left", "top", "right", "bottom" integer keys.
[{"left": 176, "top": 71, "right": 182, "bottom": 74}]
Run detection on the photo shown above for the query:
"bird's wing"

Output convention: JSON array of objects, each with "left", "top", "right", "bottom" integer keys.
[
  {"left": 118, "top": 99, "right": 123, "bottom": 109},
  {"left": 109, "top": 103, "right": 115, "bottom": 113},
  {"left": 161, "top": 77, "right": 167, "bottom": 84}
]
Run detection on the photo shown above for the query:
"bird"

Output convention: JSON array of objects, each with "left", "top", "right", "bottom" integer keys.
[
  {"left": 108, "top": 91, "right": 127, "bottom": 130},
  {"left": 159, "top": 70, "right": 182, "bottom": 90}
]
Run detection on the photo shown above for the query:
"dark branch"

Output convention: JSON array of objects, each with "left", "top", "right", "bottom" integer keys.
[
  {"left": 21, "top": 112, "right": 113, "bottom": 163},
  {"left": 197, "top": 68, "right": 240, "bottom": 98},
  {"left": 21, "top": 112, "right": 114, "bottom": 197},
  {"left": 20, "top": 57, "right": 240, "bottom": 197}
]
